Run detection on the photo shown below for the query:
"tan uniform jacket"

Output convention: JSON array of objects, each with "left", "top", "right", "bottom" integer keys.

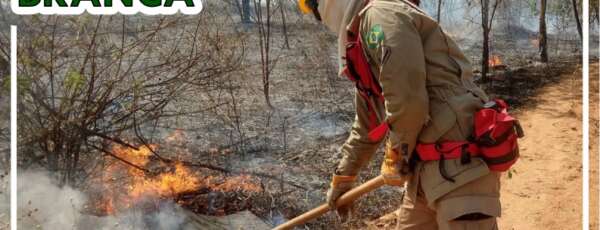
[{"left": 336, "top": 0, "right": 497, "bottom": 208}]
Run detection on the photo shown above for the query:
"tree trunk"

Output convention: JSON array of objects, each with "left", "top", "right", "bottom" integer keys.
[
  {"left": 265, "top": 0, "right": 272, "bottom": 107},
  {"left": 481, "top": 0, "right": 490, "bottom": 79},
  {"left": 593, "top": 0, "right": 599, "bottom": 24},
  {"left": 572, "top": 0, "right": 583, "bottom": 41},
  {"left": 254, "top": 0, "right": 273, "bottom": 107},
  {"left": 591, "top": 0, "right": 599, "bottom": 24},
  {"left": 233, "top": 0, "right": 243, "bottom": 21},
  {"left": 279, "top": 0, "right": 290, "bottom": 49},
  {"left": 242, "top": 0, "right": 251, "bottom": 24},
  {"left": 436, "top": 0, "right": 442, "bottom": 23},
  {"left": 539, "top": 0, "right": 548, "bottom": 63}
]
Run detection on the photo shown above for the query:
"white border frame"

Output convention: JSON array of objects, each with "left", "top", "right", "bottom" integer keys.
[
  {"left": 10, "top": 25, "right": 17, "bottom": 230},
  {"left": 10, "top": 0, "right": 203, "bottom": 15},
  {"left": 5, "top": 2, "right": 597, "bottom": 230}
]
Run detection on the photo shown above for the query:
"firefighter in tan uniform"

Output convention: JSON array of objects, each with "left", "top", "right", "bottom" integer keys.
[{"left": 299, "top": 0, "right": 510, "bottom": 229}]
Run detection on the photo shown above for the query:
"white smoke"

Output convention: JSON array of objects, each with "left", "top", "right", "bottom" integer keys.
[
  {"left": 77, "top": 202, "right": 186, "bottom": 230},
  {"left": 18, "top": 171, "right": 86, "bottom": 230},
  {"left": 17, "top": 171, "right": 186, "bottom": 230}
]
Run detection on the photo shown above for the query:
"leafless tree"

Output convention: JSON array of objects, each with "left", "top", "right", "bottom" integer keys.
[
  {"left": 572, "top": 0, "right": 583, "bottom": 41},
  {"left": 437, "top": 0, "right": 443, "bottom": 22},
  {"left": 539, "top": 0, "right": 549, "bottom": 62},
  {"left": 13, "top": 13, "right": 244, "bottom": 185},
  {"left": 480, "top": 0, "right": 502, "bottom": 78},
  {"left": 592, "top": 0, "right": 600, "bottom": 24},
  {"left": 279, "top": 0, "right": 290, "bottom": 49},
  {"left": 254, "top": 0, "right": 274, "bottom": 107}
]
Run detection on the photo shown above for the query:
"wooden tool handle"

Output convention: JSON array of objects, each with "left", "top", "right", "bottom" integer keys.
[{"left": 273, "top": 175, "right": 385, "bottom": 230}]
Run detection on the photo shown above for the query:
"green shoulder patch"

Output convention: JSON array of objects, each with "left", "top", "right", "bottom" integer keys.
[{"left": 366, "top": 24, "right": 384, "bottom": 49}]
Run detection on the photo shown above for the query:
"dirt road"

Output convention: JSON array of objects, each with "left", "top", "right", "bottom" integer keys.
[
  {"left": 590, "top": 62, "right": 599, "bottom": 230},
  {"left": 498, "top": 64, "right": 584, "bottom": 230}
]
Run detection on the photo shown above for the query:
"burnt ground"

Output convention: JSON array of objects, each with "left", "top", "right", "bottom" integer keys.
[
  {"left": 10, "top": 7, "right": 587, "bottom": 229},
  {"left": 122, "top": 22, "right": 584, "bottom": 228},
  {"left": 3, "top": 0, "right": 594, "bottom": 227}
]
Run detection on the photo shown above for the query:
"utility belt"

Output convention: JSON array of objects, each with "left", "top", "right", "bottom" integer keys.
[{"left": 414, "top": 99, "right": 524, "bottom": 181}]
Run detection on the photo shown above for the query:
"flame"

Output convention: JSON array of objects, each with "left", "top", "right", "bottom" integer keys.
[
  {"left": 488, "top": 55, "right": 503, "bottom": 67},
  {"left": 98, "top": 144, "right": 190, "bottom": 214},
  {"left": 94, "top": 134, "right": 262, "bottom": 215},
  {"left": 128, "top": 162, "right": 200, "bottom": 200}
]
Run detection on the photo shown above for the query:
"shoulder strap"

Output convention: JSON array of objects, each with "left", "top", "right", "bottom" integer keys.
[
  {"left": 342, "top": 0, "right": 389, "bottom": 142},
  {"left": 346, "top": 0, "right": 372, "bottom": 40}
]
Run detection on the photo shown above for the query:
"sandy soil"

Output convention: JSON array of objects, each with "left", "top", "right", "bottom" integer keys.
[
  {"left": 590, "top": 62, "right": 599, "bottom": 230},
  {"left": 498, "top": 64, "right": 584, "bottom": 230}
]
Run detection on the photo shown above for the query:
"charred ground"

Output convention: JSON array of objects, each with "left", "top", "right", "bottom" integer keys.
[{"left": 2, "top": 1, "right": 592, "bottom": 230}]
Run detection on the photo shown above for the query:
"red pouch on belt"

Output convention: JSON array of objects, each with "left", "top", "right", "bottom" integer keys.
[{"left": 473, "top": 99, "right": 524, "bottom": 171}]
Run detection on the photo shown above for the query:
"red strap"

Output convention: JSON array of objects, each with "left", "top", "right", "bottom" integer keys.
[
  {"left": 415, "top": 99, "right": 520, "bottom": 172},
  {"left": 344, "top": 3, "right": 387, "bottom": 142},
  {"left": 416, "top": 142, "right": 480, "bottom": 161},
  {"left": 368, "top": 123, "right": 389, "bottom": 142},
  {"left": 479, "top": 133, "right": 518, "bottom": 157}
]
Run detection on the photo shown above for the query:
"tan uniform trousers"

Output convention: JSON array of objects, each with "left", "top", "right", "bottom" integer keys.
[{"left": 397, "top": 163, "right": 501, "bottom": 230}]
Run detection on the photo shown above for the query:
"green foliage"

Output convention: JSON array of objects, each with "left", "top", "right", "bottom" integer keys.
[
  {"left": 19, "top": 76, "right": 31, "bottom": 93},
  {"left": 64, "top": 69, "right": 84, "bottom": 91},
  {"left": 526, "top": 0, "right": 537, "bottom": 15},
  {"left": 19, "top": 55, "right": 32, "bottom": 69},
  {"left": 31, "top": 35, "right": 49, "bottom": 48},
  {"left": 508, "top": 168, "right": 517, "bottom": 179}
]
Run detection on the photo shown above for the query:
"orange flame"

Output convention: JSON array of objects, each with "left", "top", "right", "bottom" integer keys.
[
  {"left": 488, "top": 55, "right": 503, "bottom": 67},
  {"left": 128, "top": 162, "right": 200, "bottom": 200},
  {"left": 98, "top": 144, "right": 193, "bottom": 214},
  {"left": 95, "top": 135, "right": 262, "bottom": 215}
]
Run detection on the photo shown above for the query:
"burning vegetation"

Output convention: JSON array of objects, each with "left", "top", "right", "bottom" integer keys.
[
  {"left": 95, "top": 144, "right": 198, "bottom": 215},
  {"left": 88, "top": 136, "right": 263, "bottom": 217},
  {"left": 488, "top": 55, "right": 503, "bottom": 68},
  {"left": 10, "top": 0, "right": 587, "bottom": 229}
]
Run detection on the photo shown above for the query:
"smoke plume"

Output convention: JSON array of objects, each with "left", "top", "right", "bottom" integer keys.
[{"left": 17, "top": 171, "right": 186, "bottom": 230}]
